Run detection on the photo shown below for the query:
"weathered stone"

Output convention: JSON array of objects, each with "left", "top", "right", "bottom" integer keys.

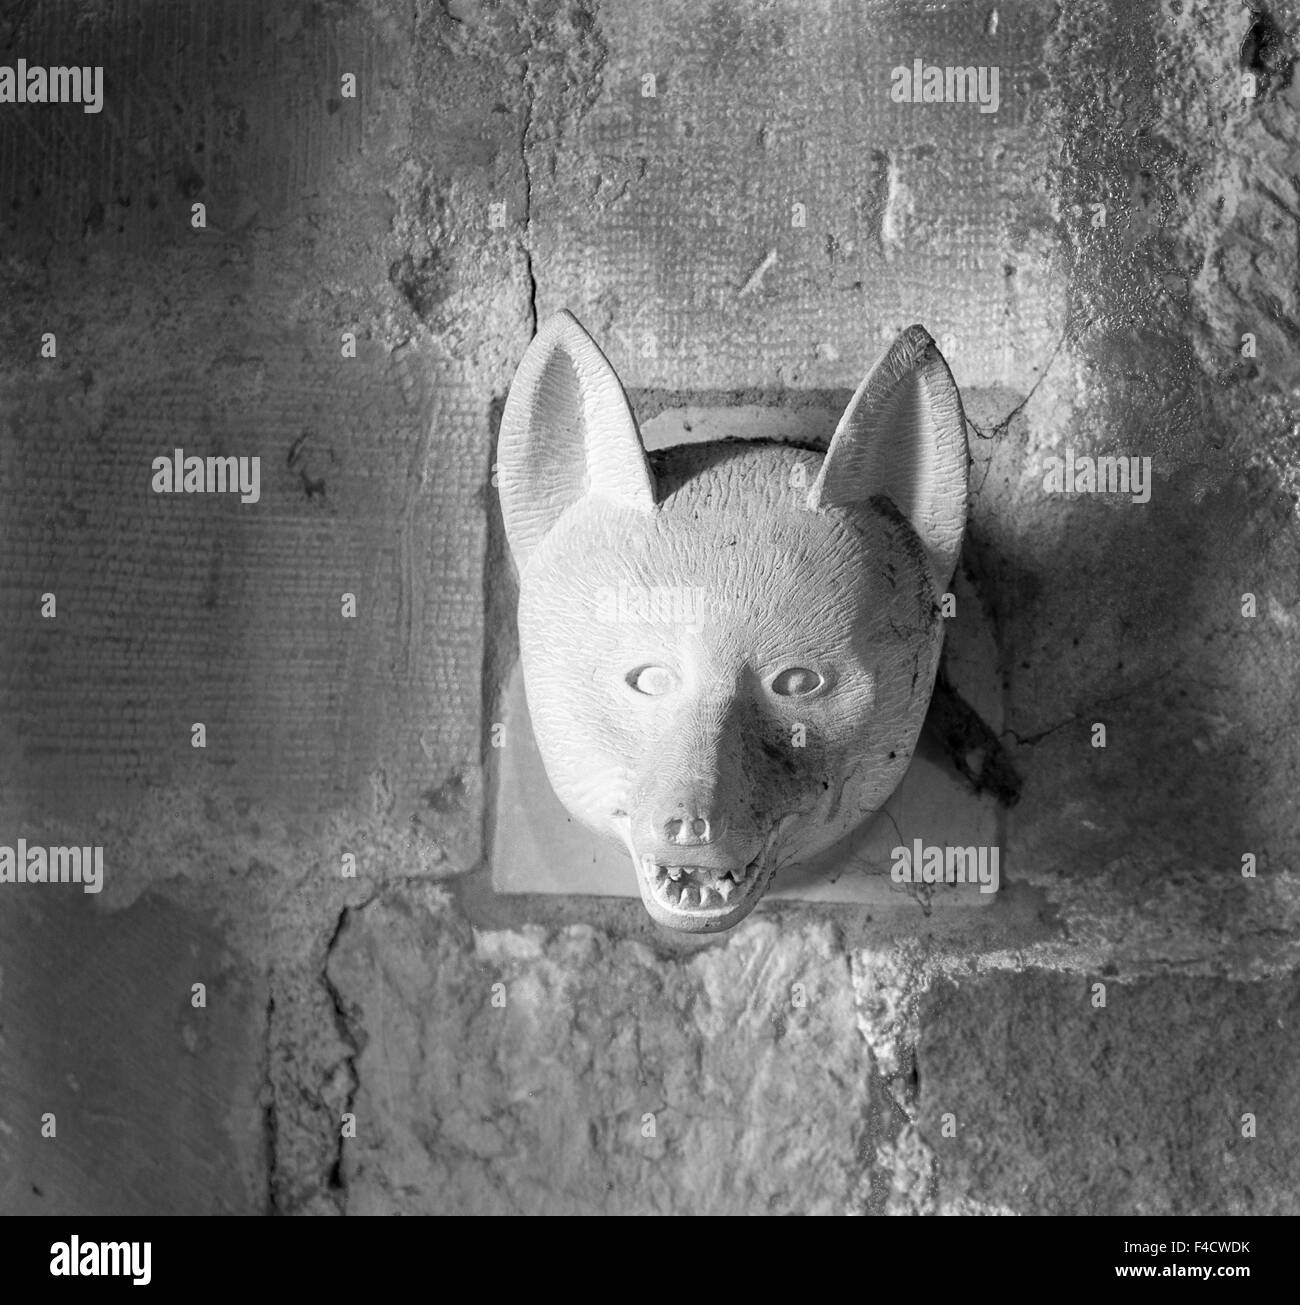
[
  {"left": 327, "top": 885, "right": 876, "bottom": 1214},
  {"left": 0, "top": 889, "right": 266, "bottom": 1214},
  {"left": 0, "top": 0, "right": 1296, "bottom": 1219},
  {"left": 916, "top": 971, "right": 1300, "bottom": 1215}
]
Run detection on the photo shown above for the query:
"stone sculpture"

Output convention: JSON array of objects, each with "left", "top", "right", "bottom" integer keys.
[{"left": 498, "top": 310, "right": 968, "bottom": 932}]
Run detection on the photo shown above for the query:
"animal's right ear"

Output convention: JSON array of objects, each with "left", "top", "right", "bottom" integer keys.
[{"left": 497, "top": 310, "right": 656, "bottom": 567}]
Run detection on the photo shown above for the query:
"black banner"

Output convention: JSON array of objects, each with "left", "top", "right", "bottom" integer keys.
[{"left": 3, "top": 1215, "right": 1286, "bottom": 1292}]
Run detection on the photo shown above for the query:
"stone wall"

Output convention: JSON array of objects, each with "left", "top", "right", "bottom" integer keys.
[{"left": 1, "top": 0, "right": 1296, "bottom": 1215}]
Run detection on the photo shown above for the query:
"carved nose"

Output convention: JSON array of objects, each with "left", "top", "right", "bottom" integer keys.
[{"left": 665, "top": 815, "right": 713, "bottom": 845}]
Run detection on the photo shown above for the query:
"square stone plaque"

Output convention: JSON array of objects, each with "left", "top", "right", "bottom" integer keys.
[{"left": 490, "top": 399, "right": 1002, "bottom": 910}]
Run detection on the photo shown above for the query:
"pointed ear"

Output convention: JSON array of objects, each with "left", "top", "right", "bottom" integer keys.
[
  {"left": 808, "top": 325, "right": 968, "bottom": 588},
  {"left": 497, "top": 310, "right": 656, "bottom": 565}
]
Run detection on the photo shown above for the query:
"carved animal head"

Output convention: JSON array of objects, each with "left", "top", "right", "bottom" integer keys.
[{"left": 498, "top": 311, "right": 967, "bottom": 933}]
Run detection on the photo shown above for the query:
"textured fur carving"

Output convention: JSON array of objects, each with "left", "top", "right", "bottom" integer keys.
[{"left": 498, "top": 310, "right": 968, "bottom": 932}]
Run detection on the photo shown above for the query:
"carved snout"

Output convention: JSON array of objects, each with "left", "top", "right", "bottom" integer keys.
[
  {"left": 624, "top": 696, "right": 778, "bottom": 932},
  {"left": 634, "top": 779, "right": 738, "bottom": 863},
  {"left": 629, "top": 699, "right": 761, "bottom": 869},
  {"left": 645, "top": 796, "right": 733, "bottom": 864}
]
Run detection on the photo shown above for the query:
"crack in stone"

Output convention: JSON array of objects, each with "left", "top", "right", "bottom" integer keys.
[
  {"left": 262, "top": 990, "right": 278, "bottom": 1215},
  {"left": 966, "top": 330, "right": 1069, "bottom": 498},
  {"left": 322, "top": 904, "right": 364, "bottom": 1208},
  {"left": 510, "top": 0, "right": 608, "bottom": 340},
  {"left": 1002, "top": 715, "right": 1078, "bottom": 748},
  {"left": 520, "top": 64, "right": 538, "bottom": 337},
  {"left": 850, "top": 945, "right": 938, "bottom": 1214},
  {"left": 1002, "top": 673, "right": 1167, "bottom": 748}
]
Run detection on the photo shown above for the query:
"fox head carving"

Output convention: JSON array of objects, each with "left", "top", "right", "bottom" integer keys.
[{"left": 498, "top": 310, "right": 968, "bottom": 933}]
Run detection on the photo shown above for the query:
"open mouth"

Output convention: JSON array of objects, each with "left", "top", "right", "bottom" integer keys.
[
  {"left": 625, "top": 818, "right": 795, "bottom": 931},
  {"left": 643, "top": 855, "right": 761, "bottom": 910}
]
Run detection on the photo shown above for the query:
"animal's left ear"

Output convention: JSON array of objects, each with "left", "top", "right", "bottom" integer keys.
[{"left": 808, "top": 325, "right": 968, "bottom": 589}]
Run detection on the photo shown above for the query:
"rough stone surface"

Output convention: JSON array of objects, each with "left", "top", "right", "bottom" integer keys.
[
  {"left": 0, "top": 0, "right": 1296, "bottom": 1216},
  {"left": 0, "top": 888, "right": 266, "bottom": 1214},
  {"left": 917, "top": 971, "right": 1300, "bottom": 1215},
  {"left": 328, "top": 888, "right": 875, "bottom": 1213}
]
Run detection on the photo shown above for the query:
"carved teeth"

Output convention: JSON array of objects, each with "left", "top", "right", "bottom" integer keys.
[{"left": 642, "top": 858, "right": 765, "bottom": 910}]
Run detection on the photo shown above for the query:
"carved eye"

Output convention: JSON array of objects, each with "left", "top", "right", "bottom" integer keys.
[
  {"left": 627, "top": 665, "right": 675, "bottom": 696},
  {"left": 771, "top": 667, "right": 824, "bottom": 697}
]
